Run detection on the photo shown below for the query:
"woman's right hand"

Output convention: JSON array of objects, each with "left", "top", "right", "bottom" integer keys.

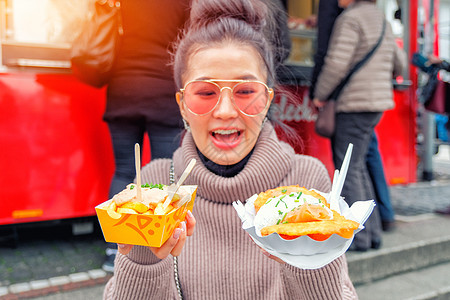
[
  {"left": 117, "top": 210, "right": 196, "bottom": 259},
  {"left": 313, "top": 98, "right": 326, "bottom": 109}
]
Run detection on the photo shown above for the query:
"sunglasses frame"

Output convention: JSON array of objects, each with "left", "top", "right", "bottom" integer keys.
[{"left": 179, "top": 79, "right": 273, "bottom": 117}]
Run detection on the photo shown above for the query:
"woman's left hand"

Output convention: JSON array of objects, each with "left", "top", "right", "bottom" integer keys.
[
  {"left": 117, "top": 210, "right": 196, "bottom": 258},
  {"left": 260, "top": 248, "right": 286, "bottom": 264},
  {"left": 247, "top": 234, "right": 285, "bottom": 264}
]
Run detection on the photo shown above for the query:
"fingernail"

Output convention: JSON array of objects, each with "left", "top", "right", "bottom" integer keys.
[
  {"left": 187, "top": 210, "right": 193, "bottom": 219},
  {"left": 181, "top": 221, "right": 186, "bottom": 232},
  {"left": 173, "top": 228, "right": 181, "bottom": 240},
  {"left": 118, "top": 244, "right": 126, "bottom": 249}
]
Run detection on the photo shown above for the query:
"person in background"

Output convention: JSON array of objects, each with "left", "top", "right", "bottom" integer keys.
[
  {"left": 313, "top": 0, "right": 407, "bottom": 251},
  {"left": 102, "top": 0, "right": 191, "bottom": 272},
  {"left": 103, "top": 0, "right": 358, "bottom": 298},
  {"left": 366, "top": 133, "right": 396, "bottom": 231},
  {"left": 430, "top": 55, "right": 450, "bottom": 215},
  {"left": 310, "top": 0, "right": 397, "bottom": 234},
  {"left": 308, "top": 0, "right": 343, "bottom": 103},
  {"left": 428, "top": 55, "right": 450, "bottom": 72}
]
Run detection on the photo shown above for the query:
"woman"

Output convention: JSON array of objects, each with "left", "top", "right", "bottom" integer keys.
[
  {"left": 103, "top": 0, "right": 358, "bottom": 298},
  {"left": 313, "top": 0, "right": 407, "bottom": 251}
]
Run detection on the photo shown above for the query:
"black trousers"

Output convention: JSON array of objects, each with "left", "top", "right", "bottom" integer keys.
[
  {"left": 332, "top": 112, "right": 383, "bottom": 249},
  {"left": 107, "top": 118, "right": 182, "bottom": 197}
]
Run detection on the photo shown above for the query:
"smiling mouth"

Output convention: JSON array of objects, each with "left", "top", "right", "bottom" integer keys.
[{"left": 211, "top": 129, "right": 242, "bottom": 144}]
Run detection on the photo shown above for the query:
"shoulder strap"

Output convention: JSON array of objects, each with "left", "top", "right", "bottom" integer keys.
[
  {"left": 328, "top": 19, "right": 386, "bottom": 101},
  {"left": 170, "top": 160, "right": 184, "bottom": 300}
]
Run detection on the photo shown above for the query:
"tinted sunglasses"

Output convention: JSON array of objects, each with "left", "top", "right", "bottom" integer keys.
[{"left": 179, "top": 79, "right": 273, "bottom": 116}]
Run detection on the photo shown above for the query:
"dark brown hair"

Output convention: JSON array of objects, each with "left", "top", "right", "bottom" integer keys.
[
  {"left": 172, "top": 0, "right": 302, "bottom": 149},
  {"left": 172, "top": 0, "right": 275, "bottom": 89}
]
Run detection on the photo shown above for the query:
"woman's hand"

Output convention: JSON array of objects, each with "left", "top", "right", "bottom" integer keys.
[
  {"left": 428, "top": 55, "right": 442, "bottom": 65},
  {"left": 246, "top": 233, "right": 285, "bottom": 264},
  {"left": 260, "top": 248, "right": 286, "bottom": 264},
  {"left": 313, "top": 98, "right": 326, "bottom": 109},
  {"left": 117, "top": 210, "right": 196, "bottom": 258}
]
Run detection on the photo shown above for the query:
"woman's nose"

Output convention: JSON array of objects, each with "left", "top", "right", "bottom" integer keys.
[{"left": 213, "top": 88, "right": 239, "bottom": 118}]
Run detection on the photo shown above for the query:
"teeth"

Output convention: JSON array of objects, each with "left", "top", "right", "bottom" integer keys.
[{"left": 214, "top": 129, "right": 238, "bottom": 135}]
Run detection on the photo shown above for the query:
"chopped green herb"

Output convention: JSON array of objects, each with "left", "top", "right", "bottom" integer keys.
[
  {"left": 278, "top": 197, "right": 288, "bottom": 208},
  {"left": 294, "top": 199, "right": 299, "bottom": 202},
  {"left": 297, "top": 192, "right": 303, "bottom": 199},
  {"left": 289, "top": 193, "right": 295, "bottom": 197},
  {"left": 141, "top": 183, "right": 164, "bottom": 190},
  {"left": 281, "top": 188, "right": 287, "bottom": 194},
  {"left": 278, "top": 210, "right": 283, "bottom": 215},
  {"left": 129, "top": 185, "right": 135, "bottom": 190},
  {"left": 275, "top": 200, "right": 280, "bottom": 207},
  {"left": 281, "top": 212, "right": 287, "bottom": 222},
  {"left": 276, "top": 219, "right": 281, "bottom": 225},
  {"left": 266, "top": 199, "right": 272, "bottom": 204}
]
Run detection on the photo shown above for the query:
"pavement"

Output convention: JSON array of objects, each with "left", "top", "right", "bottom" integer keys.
[{"left": 1, "top": 145, "right": 450, "bottom": 300}]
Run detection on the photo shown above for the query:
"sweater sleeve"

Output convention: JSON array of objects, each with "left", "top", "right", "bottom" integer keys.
[
  {"left": 281, "top": 255, "right": 358, "bottom": 299},
  {"left": 392, "top": 28, "right": 407, "bottom": 78},
  {"left": 103, "top": 249, "right": 177, "bottom": 299},
  {"left": 315, "top": 14, "right": 359, "bottom": 101}
]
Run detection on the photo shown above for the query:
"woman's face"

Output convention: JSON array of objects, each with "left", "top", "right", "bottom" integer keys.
[{"left": 176, "top": 44, "right": 273, "bottom": 165}]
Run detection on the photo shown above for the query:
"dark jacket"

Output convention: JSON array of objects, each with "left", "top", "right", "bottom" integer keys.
[
  {"left": 104, "top": 0, "right": 190, "bottom": 125},
  {"left": 309, "top": 0, "right": 343, "bottom": 100}
]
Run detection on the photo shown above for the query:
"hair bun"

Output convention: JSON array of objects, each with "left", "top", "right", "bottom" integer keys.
[{"left": 189, "top": 0, "right": 268, "bottom": 32}]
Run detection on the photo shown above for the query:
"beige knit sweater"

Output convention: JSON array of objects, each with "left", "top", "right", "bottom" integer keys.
[
  {"left": 103, "top": 123, "right": 358, "bottom": 299},
  {"left": 315, "top": 2, "right": 407, "bottom": 113}
]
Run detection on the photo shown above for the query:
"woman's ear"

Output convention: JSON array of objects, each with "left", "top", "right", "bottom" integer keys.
[
  {"left": 268, "top": 88, "right": 274, "bottom": 105},
  {"left": 176, "top": 92, "right": 188, "bottom": 120},
  {"left": 176, "top": 92, "right": 182, "bottom": 105}
]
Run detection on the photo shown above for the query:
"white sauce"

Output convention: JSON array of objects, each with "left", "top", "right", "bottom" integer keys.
[{"left": 253, "top": 192, "right": 333, "bottom": 233}]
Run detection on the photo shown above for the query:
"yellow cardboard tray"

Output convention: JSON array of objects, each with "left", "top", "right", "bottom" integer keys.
[{"left": 95, "top": 185, "right": 197, "bottom": 247}]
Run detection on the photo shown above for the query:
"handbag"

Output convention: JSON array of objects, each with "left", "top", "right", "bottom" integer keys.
[
  {"left": 418, "top": 66, "right": 440, "bottom": 104},
  {"left": 315, "top": 20, "right": 386, "bottom": 138},
  {"left": 315, "top": 100, "right": 336, "bottom": 138},
  {"left": 70, "top": 0, "right": 123, "bottom": 88},
  {"left": 424, "top": 80, "right": 450, "bottom": 114}
]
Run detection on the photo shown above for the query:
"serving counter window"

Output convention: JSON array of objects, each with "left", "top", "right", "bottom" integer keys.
[
  {"left": 0, "top": 0, "right": 115, "bottom": 226},
  {"left": 0, "top": 0, "right": 89, "bottom": 70},
  {"left": 285, "top": 0, "right": 318, "bottom": 69}
]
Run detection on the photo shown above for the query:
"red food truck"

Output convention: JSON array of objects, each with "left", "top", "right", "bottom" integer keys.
[{"left": 0, "top": 0, "right": 427, "bottom": 229}]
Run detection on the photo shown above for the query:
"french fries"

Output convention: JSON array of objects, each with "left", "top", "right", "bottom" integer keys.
[
  {"left": 154, "top": 203, "right": 175, "bottom": 215},
  {"left": 120, "top": 202, "right": 149, "bottom": 213},
  {"left": 106, "top": 201, "right": 122, "bottom": 219},
  {"left": 105, "top": 183, "right": 183, "bottom": 219}
]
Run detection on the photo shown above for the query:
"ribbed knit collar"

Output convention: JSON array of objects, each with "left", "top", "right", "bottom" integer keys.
[
  {"left": 172, "top": 122, "right": 295, "bottom": 205},
  {"left": 196, "top": 147, "right": 253, "bottom": 178}
]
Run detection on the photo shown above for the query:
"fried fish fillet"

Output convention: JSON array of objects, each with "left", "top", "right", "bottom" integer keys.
[
  {"left": 253, "top": 185, "right": 328, "bottom": 213},
  {"left": 260, "top": 211, "right": 359, "bottom": 241},
  {"left": 254, "top": 185, "right": 359, "bottom": 241}
]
